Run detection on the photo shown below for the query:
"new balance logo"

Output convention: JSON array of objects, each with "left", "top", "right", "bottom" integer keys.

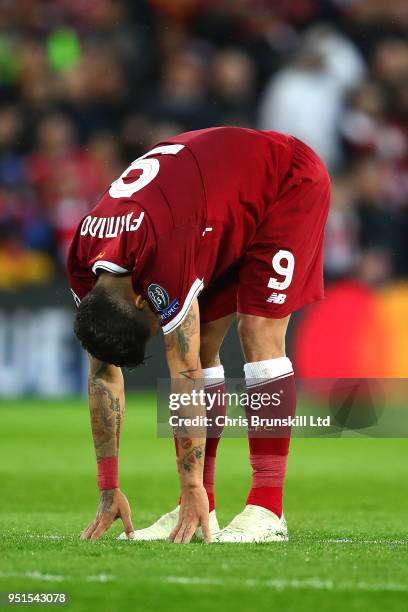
[{"left": 267, "top": 292, "right": 287, "bottom": 304}]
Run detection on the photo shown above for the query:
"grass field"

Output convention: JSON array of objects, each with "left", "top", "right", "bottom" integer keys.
[{"left": 1, "top": 395, "right": 407, "bottom": 612}]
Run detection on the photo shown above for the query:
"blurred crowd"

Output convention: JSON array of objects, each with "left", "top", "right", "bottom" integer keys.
[{"left": 0, "top": 0, "right": 406, "bottom": 290}]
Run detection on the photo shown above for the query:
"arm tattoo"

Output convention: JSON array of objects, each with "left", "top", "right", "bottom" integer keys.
[
  {"left": 177, "top": 310, "right": 198, "bottom": 356},
  {"left": 98, "top": 490, "right": 115, "bottom": 515},
  {"left": 165, "top": 310, "right": 201, "bottom": 380},
  {"left": 178, "top": 365, "right": 200, "bottom": 381},
  {"left": 90, "top": 362, "right": 110, "bottom": 379},
  {"left": 176, "top": 326, "right": 189, "bottom": 356},
  {"left": 88, "top": 374, "right": 123, "bottom": 459},
  {"left": 166, "top": 303, "right": 205, "bottom": 480},
  {"left": 177, "top": 438, "right": 205, "bottom": 473},
  {"left": 164, "top": 309, "right": 198, "bottom": 358}
]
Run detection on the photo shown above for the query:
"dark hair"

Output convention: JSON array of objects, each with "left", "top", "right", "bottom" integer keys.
[{"left": 73, "top": 284, "right": 151, "bottom": 368}]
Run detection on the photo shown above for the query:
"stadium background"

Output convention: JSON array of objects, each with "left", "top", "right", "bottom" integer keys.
[{"left": 0, "top": 0, "right": 407, "bottom": 394}]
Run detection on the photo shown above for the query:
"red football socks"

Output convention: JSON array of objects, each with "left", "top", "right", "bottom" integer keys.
[{"left": 244, "top": 357, "right": 296, "bottom": 517}]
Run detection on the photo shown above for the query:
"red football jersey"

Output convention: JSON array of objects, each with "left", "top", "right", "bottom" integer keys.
[{"left": 67, "top": 127, "right": 297, "bottom": 333}]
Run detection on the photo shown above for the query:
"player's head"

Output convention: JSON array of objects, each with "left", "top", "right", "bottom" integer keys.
[{"left": 73, "top": 274, "right": 159, "bottom": 368}]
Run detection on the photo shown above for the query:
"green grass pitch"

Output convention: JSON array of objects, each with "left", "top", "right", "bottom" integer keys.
[{"left": 1, "top": 396, "right": 407, "bottom": 612}]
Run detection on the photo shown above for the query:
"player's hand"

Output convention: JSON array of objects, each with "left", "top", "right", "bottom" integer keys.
[
  {"left": 169, "top": 484, "right": 210, "bottom": 544},
  {"left": 80, "top": 489, "right": 134, "bottom": 541}
]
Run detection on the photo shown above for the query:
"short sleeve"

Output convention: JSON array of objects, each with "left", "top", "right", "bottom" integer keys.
[
  {"left": 136, "top": 224, "right": 204, "bottom": 334},
  {"left": 66, "top": 230, "right": 96, "bottom": 307},
  {"left": 66, "top": 207, "right": 148, "bottom": 306}
]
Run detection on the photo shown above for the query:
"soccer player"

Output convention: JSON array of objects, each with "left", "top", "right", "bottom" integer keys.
[{"left": 68, "top": 127, "right": 330, "bottom": 543}]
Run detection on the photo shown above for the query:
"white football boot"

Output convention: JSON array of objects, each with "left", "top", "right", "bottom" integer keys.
[
  {"left": 212, "top": 504, "right": 288, "bottom": 543},
  {"left": 117, "top": 506, "right": 220, "bottom": 541}
]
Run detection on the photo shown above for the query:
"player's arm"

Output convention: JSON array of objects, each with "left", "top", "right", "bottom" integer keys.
[
  {"left": 80, "top": 355, "right": 134, "bottom": 541},
  {"left": 164, "top": 298, "right": 210, "bottom": 544}
]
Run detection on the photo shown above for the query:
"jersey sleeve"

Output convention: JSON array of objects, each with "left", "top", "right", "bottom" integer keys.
[
  {"left": 66, "top": 229, "right": 96, "bottom": 307},
  {"left": 66, "top": 206, "right": 148, "bottom": 307},
  {"left": 136, "top": 223, "right": 204, "bottom": 334}
]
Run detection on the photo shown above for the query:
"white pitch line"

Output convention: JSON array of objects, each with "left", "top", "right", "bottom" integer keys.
[
  {"left": 0, "top": 572, "right": 115, "bottom": 583},
  {"left": 319, "top": 538, "right": 408, "bottom": 545},
  {"left": 164, "top": 576, "right": 408, "bottom": 593},
  {"left": 0, "top": 572, "right": 64, "bottom": 583},
  {"left": 1, "top": 572, "right": 407, "bottom": 593},
  {"left": 86, "top": 575, "right": 114, "bottom": 583}
]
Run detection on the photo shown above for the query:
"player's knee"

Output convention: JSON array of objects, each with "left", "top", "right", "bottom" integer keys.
[
  {"left": 237, "top": 314, "right": 288, "bottom": 361},
  {"left": 200, "top": 332, "right": 221, "bottom": 368},
  {"left": 200, "top": 315, "right": 234, "bottom": 368},
  {"left": 200, "top": 346, "right": 220, "bottom": 369}
]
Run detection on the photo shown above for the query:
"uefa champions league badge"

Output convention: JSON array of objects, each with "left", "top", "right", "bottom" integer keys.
[{"left": 148, "top": 283, "right": 180, "bottom": 321}]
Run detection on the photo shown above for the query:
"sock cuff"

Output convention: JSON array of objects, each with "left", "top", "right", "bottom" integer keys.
[
  {"left": 203, "top": 365, "right": 225, "bottom": 384},
  {"left": 244, "top": 357, "right": 293, "bottom": 382}
]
